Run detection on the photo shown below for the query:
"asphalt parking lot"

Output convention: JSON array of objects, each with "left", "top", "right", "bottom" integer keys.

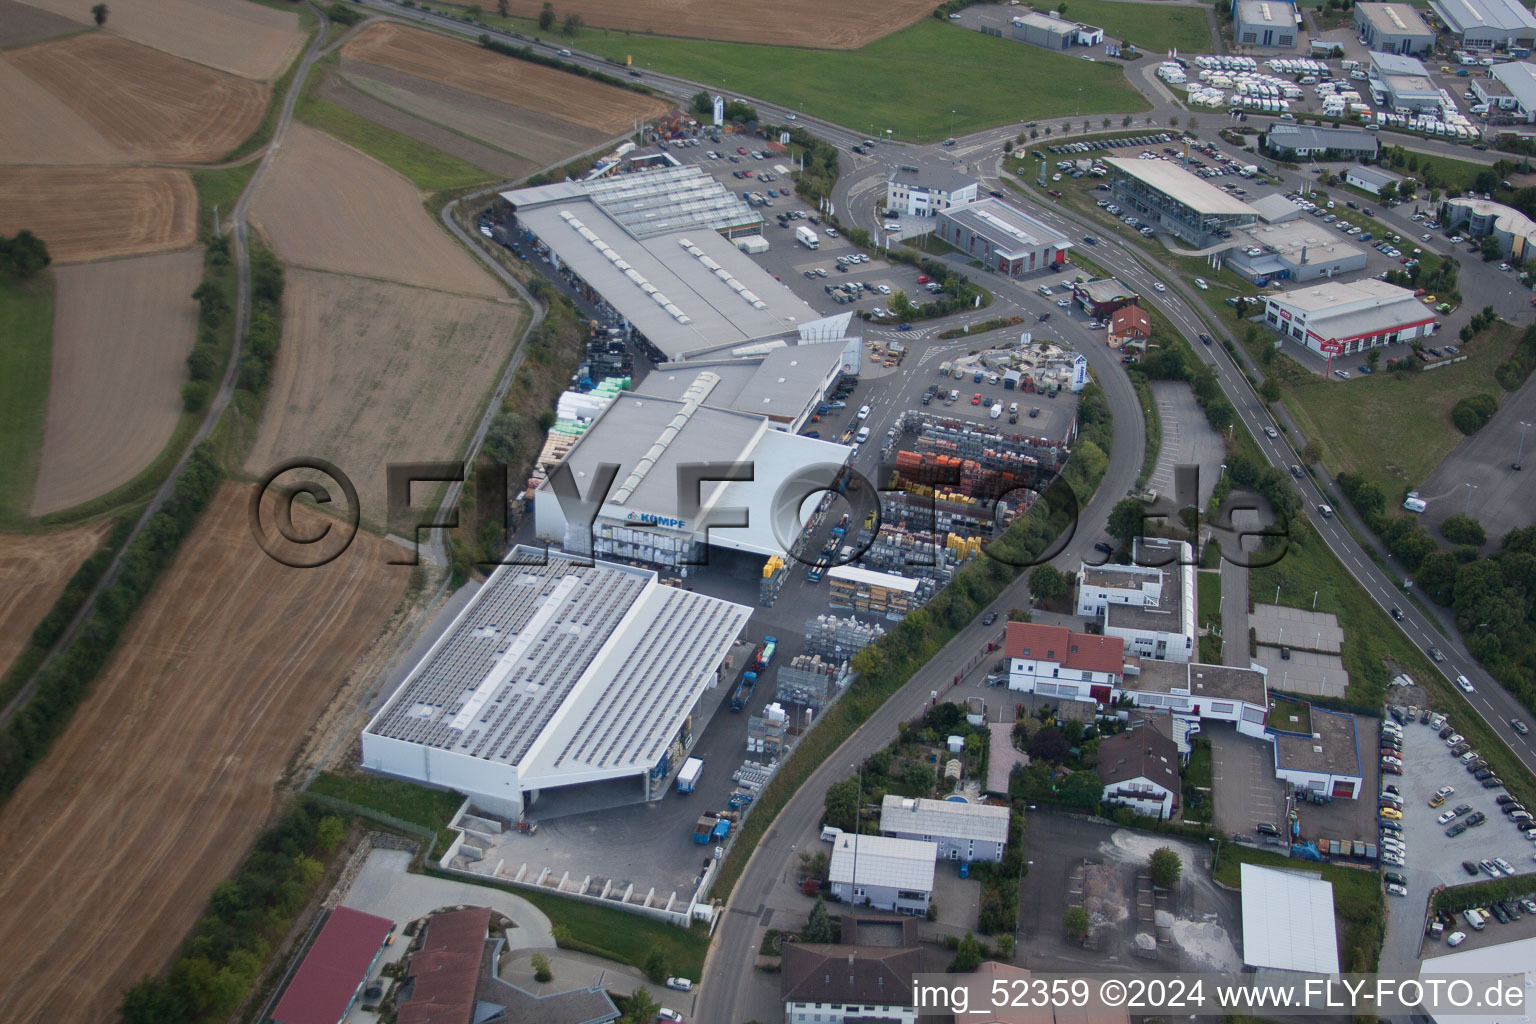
[{"left": 1207, "top": 722, "right": 1287, "bottom": 839}]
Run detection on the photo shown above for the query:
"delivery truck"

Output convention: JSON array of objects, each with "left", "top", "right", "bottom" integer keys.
[
  {"left": 676, "top": 756, "right": 704, "bottom": 793},
  {"left": 796, "top": 225, "right": 820, "bottom": 249}
]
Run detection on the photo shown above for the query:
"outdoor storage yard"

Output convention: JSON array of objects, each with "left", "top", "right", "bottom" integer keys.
[
  {"left": 29, "top": 250, "right": 202, "bottom": 517},
  {"left": 3, "top": 32, "right": 267, "bottom": 163},
  {"left": 249, "top": 123, "right": 506, "bottom": 296},
  {"left": 0, "top": 521, "right": 110, "bottom": 676},
  {"left": 339, "top": 23, "right": 671, "bottom": 140},
  {"left": 486, "top": 0, "right": 934, "bottom": 47},
  {"left": 11, "top": 0, "right": 304, "bottom": 80},
  {"left": 244, "top": 268, "right": 525, "bottom": 527},
  {"left": 0, "top": 167, "right": 196, "bottom": 263},
  {"left": 0, "top": 484, "right": 408, "bottom": 1024}
]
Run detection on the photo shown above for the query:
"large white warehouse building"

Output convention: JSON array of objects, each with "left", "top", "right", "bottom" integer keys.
[{"left": 361, "top": 548, "right": 752, "bottom": 820}]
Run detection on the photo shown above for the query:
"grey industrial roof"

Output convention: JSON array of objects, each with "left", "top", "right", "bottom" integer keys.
[
  {"left": 1270, "top": 277, "right": 1415, "bottom": 312},
  {"left": 1105, "top": 158, "right": 1260, "bottom": 216},
  {"left": 1240, "top": 863, "right": 1341, "bottom": 974},
  {"left": 1348, "top": 165, "right": 1405, "bottom": 189},
  {"left": 508, "top": 187, "right": 812, "bottom": 360},
  {"left": 365, "top": 548, "right": 750, "bottom": 782},
  {"left": 1131, "top": 660, "right": 1269, "bottom": 706},
  {"left": 1078, "top": 278, "right": 1136, "bottom": 304},
  {"left": 879, "top": 795, "right": 1011, "bottom": 844},
  {"left": 1371, "top": 51, "right": 1430, "bottom": 75},
  {"left": 1236, "top": 219, "right": 1366, "bottom": 263},
  {"left": 1274, "top": 706, "right": 1362, "bottom": 776},
  {"left": 1236, "top": 0, "right": 1298, "bottom": 29},
  {"left": 889, "top": 158, "right": 979, "bottom": 196},
  {"left": 940, "top": 197, "right": 1072, "bottom": 257},
  {"left": 1356, "top": 1, "right": 1433, "bottom": 36},
  {"left": 1249, "top": 193, "right": 1302, "bottom": 223},
  {"left": 507, "top": 165, "right": 760, "bottom": 239},
  {"left": 1493, "top": 60, "right": 1536, "bottom": 110},
  {"left": 1015, "top": 10, "right": 1078, "bottom": 33},
  {"left": 640, "top": 340, "right": 847, "bottom": 421},
  {"left": 1266, "top": 124, "right": 1379, "bottom": 154},
  {"left": 1381, "top": 71, "right": 1439, "bottom": 96},
  {"left": 1304, "top": 297, "right": 1434, "bottom": 340},
  {"left": 829, "top": 834, "right": 938, "bottom": 891},
  {"left": 1431, "top": 0, "right": 1536, "bottom": 34}
]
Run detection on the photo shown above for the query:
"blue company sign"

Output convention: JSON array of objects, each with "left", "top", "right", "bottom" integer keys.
[{"left": 625, "top": 510, "right": 689, "bottom": 530}]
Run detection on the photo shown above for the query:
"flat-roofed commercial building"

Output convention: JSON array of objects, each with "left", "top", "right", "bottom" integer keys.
[
  {"left": 1263, "top": 278, "right": 1436, "bottom": 358},
  {"left": 1443, "top": 195, "right": 1536, "bottom": 257},
  {"left": 1488, "top": 59, "right": 1536, "bottom": 120},
  {"left": 1011, "top": 10, "right": 1078, "bottom": 48},
  {"left": 885, "top": 159, "right": 979, "bottom": 217},
  {"left": 1234, "top": 0, "right": 1299, "bottom": 47},
  {"left": 933, "top": 197, "right": 1072, "bottom": 277},
  {"left": 1265, "top": 124, "right": 1380, "bottom": 159},
  {"left": 1223, "top": 219, "right": 1368, "bottom": 284},
  {"left": 1105, "top": 158, "right": 1259, "bottom": 246},
  {"left": 1077, "top": 537, "right": 1196, "bottom": 662},
  {"left": 828, "top": 833, "right": 937, "bottom": 914},
  {"left": 1239, "top": 863, "right": 1341, "bottom": 973},
  {"left": 500, "top": 168, "right": 819, "bottom": 362},
  {"left": 1430, "top": 0, "right": 1536, "bottom": 49},
  {"left": 361, "top": 548, "right": 751, "bottom": 820},
  {"left": 1354, "top": 2, "right": 1435, "bottom": 54},
  {"left": 1345, "top": 164, "right": 1408, "bottom": 195},
  {"left": 533, "top": 371, "right": 853, "bottom": 571},
  {"left": 1117, "top": 659, "right": 1271, "bottom": 737},
  {"left": 879, "top": 796, "right": 1011, "bottom": 862},
  {"left": 1273, "top": 706, "right": 1363, "bottom": 798},
  {"left": 1369, "top": 52, "right": 1443, "bottom": 113}
]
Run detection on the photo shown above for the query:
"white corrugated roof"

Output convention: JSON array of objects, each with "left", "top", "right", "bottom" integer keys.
[
  {"left": 1239, "top": 863, "right": 1341, "bottom": 974},
  {"left": 829, "top": 834, "right": 938, "bottom": 891},
  {"left": 879, "top": 795, "right": 1011, "bottom": 844},
  {"left": 1105, "top": 158, "right": 1259, "bottom": 216}
]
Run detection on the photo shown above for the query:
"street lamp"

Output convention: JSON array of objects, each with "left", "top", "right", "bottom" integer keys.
[
  {"left": 1516, "top": 420, "right": 1531, "bottom": 471},
  {"left": 1464, "top": 481, "right": 1478, "bottom": 516},
  {"left": 850, "top": 762, "right": 862, "bottom": 907}
]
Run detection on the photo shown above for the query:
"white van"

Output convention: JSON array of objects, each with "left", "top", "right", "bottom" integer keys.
[
  {"left": 855, "top": 425, "right": 870, "bottom": 444},
  {"left": 820, "top": 825, "right": 843, "bottom": 842},
  {"left": 558, "top": 48, "right": 572, "bottom": 56},
  {"left": 1464, "top": 908, "right": 1486, "bottom": 930},
  {"left": 989, "top": 403, "right": 1003, "bottom": 419}
]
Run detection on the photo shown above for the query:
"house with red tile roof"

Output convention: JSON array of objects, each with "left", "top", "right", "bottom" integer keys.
[
  {"left": 272, "top": 907, "right": 393, "bottom": 1024},
  {"left": 1004, "top": 621, "right": 1126, "bottom": 702}
]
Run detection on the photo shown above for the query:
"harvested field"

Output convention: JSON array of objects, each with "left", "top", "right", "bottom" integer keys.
[
  {"left": 340, "top": 23, "right": 669, "bottom": 134},
  {"left": 13, "top": 0, "right": 303, "bottom": 79},
  {"left": 337, "top": 59, "right": 605, "bottom": 168},
  {"left": 0, "top": 521, "right": 110, "bottom": 676},
  {"left": 0, "top": 483, "right": 408, "bottom": 1024},
  {"left": 249, "top": 123, "right": 504, "bottom": 297},
  {"left": 489, "top": 0, "right": 932, "bottom": 47},
  {"left": 4, "top": 33, "right": 267, "bottom": 162},
  {"left": 30, "top": 250, "right": 202, "bottom": 517},
  {"left": 0, "top": 167, "right": 196, "bottom": 262},
  {"left": 245, "top": 268, "right": 524, "bottom": 526},
  {"left": 0, "top": 60, "right": 125, "bottom": 165},
  {"left": 320, "top": 75, "right": 537, "bottom": 181},
  {"left": 0, "top": 0, "right": 84, "bottom": 48}
]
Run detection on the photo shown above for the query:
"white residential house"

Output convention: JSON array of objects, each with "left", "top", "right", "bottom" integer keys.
[
  {"left": 1097, "top": 711, "right": 1181, "bottom": 819},
  {"left": 878, "top": 796, "right": 1011, "bottom": 863}
]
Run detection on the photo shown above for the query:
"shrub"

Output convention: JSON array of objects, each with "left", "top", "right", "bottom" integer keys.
[
  {"left": 1440, "top": 514, "right": 1487, "bottom": 547},
  {"left": 1451, "top": 393, "right": 1498, "bottom": 435},
  {"left": 1149, "top": 847, "right": 1183, "bottom": 889},
  {"left": 532, "top": 952, "right": 553, "bottom": 983}
]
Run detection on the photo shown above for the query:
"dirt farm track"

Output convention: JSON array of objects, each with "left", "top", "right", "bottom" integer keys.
[
  {"left": 0, "top": 521, "right": 111, "bottom": 677},
  {"left": 0, "top": 167, "right": 197, "bottom": 263},
  {"left": 0, "top": 484, "right": 408, "bottom": 1024},
  {"left": 490, "top": 0, "right": 935, "bottom": 47}
]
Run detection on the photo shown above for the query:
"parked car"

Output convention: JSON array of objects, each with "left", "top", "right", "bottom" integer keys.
[{"left": 665, "top": 978, "right": 693, "bottom": 992}]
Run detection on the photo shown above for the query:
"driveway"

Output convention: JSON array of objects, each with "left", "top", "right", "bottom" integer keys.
[
  {"left": 1207, "top": 722, "right": 1286, "bottom": 839},
  {"left": 342, "top": 848, "right": 555, "bottom": 948}
]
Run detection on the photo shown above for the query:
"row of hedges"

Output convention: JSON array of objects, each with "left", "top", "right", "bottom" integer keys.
[
  {"left": 477, "top": 35, "right": 654, "bottom": 95},
  {"left": 714, "top": 384, "right": 1113, "bottom": 896},
  {"left": 0, "top": 440, "right": 225, "bottom": 806},
  {"left": 1432, "top": 875, "right": 1536, "bottom": 915},
  {"left": 118, "top": 800, "right": 350, "bottom": 1023},
  {"left": 936, "top": 315, "right": 1022, "bottom": 340}
]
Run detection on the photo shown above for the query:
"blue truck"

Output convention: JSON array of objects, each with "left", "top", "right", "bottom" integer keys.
[{"left": 730, "top": 671, "right": 758, "bottom": 711}]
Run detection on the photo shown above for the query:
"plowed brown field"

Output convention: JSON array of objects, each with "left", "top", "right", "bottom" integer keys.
[
  {"left": 30, "top": 250, "right": 202, "bottom": 517},
  {"left": 4, "top": 32, "right": 267, "bottom": 162},
  {"left": 14, "top": 0, "right": 303, "bottom": 79},
  {"left": 0, "top": 167, "right": 196, "bottom": 262},
  {"left": 490, "top": 0, "right": 932, "bottom": 47},
  {"left": 245, "top": 269, "right": 524, "bottom": 526},
  {"left": 0, "top": 483, "right": 408, "bottom": 1024},
  {"left": 0, "top": 521, "right": 111, "bottom": 677},
  {"left": 341, "top": 23, "right": 669, "bottom": 134},
  {"left": 0, "top": 60, "right": 125, "bottom": 165},
  {"left": 249, "top": 123, "right": 504, "bottom": 296}
]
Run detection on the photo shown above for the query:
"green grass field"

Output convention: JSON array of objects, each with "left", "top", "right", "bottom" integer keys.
[
  {"left": 1051, "top": 0, "right": 1213, "bottom": 53},
  {"left": 445, "top": 14, "right": 1146, "bottom": 140},
  {"left": 1274, "top": 321, "right": 1520, "bottom": 498},
  {"left": 296, "top": 66, "right": 496, "bottom": 191},
  {"left": 0, "top": 276, "right": 53, "bottom": 522},
  {"left": 309, "top": 771, "right": 466, "bottom": 829}
]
